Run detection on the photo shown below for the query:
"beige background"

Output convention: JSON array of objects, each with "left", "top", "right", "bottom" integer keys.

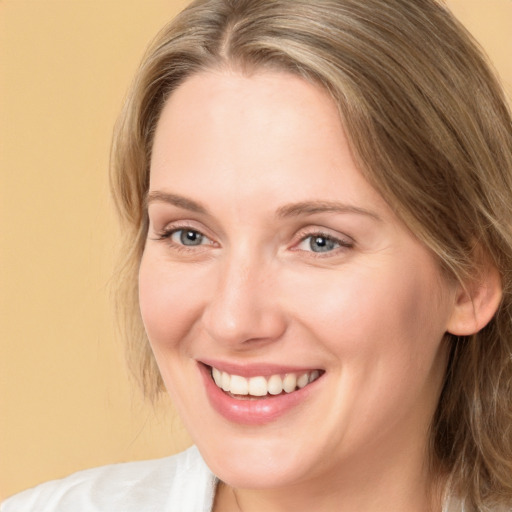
[{"left": 1, "top": 0, "right": 511, "bottom": 501}]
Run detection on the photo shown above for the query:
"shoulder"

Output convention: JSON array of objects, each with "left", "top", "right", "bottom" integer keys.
[{"left": 1, "top": 446, "right": 216, "bottom": 512}]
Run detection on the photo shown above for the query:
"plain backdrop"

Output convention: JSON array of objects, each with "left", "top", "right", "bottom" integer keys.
[{"left": 1, "top": 0, "right": 511, "bottom": 501}]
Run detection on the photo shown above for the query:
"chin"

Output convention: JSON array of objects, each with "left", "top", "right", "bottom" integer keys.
[{"left": 195, "top": 431, "right": 322, "bottom": 490}]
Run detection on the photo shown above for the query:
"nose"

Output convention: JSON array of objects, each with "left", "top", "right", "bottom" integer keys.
[{"left": 202, "top": 253, "right": 287, "bottom": 348}]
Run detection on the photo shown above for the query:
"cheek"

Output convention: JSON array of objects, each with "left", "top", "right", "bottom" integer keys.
[
  {"left": 295, "top": 259, "right": 451, "bottom": 435},
  {"left": 138, "top": 253, "right": 205, "bottom": 349},
  {"left": 289, "top": 257, "right": 450, "bottom": 362}
]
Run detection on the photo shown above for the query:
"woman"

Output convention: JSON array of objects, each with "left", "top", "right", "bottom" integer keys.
[{"left": 3, "top": 0, "right": 511, "bottom": 510}]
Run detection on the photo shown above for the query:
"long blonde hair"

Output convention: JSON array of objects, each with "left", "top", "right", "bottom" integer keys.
[{"left": 110, "top": 0, "right": 512, "bottom": 508}]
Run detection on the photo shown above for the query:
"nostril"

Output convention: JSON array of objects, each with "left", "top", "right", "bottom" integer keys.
[{"left": 202, "top": 298, "right": 287, "bottom": 347}]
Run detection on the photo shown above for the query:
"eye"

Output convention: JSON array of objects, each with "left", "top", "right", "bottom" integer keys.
[
  {"left": 151, "top": 224, "right": 218, "bottom": 254},
  {"left": 296, "top": 233, "right": 352, "bottom": 254},
  {"left": 170, "top": 228, "right": 211, "bottom": 246}
]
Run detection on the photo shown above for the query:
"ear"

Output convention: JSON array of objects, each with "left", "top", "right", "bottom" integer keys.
[{"left": 446, "top": 264, "right": 502, "bottom": 336}]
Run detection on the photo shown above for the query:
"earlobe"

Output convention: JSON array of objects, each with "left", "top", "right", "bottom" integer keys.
[{"left": 446, "top": 265, "right": 502, "bottom": 336}]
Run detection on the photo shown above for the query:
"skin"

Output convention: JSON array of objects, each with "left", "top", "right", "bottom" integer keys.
[{"left": 139, "top": 69, "right": 461, "bottom": 512}]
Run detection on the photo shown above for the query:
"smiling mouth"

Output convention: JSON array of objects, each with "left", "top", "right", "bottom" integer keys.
[{"left": 210, "top": 366, "right": 324, "bottom": 399}]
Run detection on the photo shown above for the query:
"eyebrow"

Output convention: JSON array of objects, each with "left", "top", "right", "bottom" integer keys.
[
  {"left": 146, "top": 191, "right": 208, "bottom": 214},
  {"left": 146, "top": 191, "right": 381, "bottom": 221},
  {"left": 276, "top": 200, "right": 381, "bottom": 221}
]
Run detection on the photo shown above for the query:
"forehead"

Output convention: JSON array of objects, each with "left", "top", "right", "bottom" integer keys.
[
  {"left": 151, "top": 69, "right": 344, "bottom": 170},
  {"left": 149, "top": 69, "right": 388, "bottom": 217}
]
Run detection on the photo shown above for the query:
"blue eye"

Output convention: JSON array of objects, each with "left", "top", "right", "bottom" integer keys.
[
  {"left": 306, "top": 235, "right": 339, "bottom": 253},
  {"left": 171, "top": 229, "right": 207, "bottom": 246},
  {"left": 296, "top": 233, "right": 351, "bottom": 254}
]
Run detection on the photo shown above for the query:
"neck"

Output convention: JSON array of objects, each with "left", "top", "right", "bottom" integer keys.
[{"left": 213, "top": 437, "right": 445, "bottom": 512}]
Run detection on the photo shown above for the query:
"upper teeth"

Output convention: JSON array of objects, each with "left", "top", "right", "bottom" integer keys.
[{"left": 211, "top": 367, "right": 321, "bottom": 396}]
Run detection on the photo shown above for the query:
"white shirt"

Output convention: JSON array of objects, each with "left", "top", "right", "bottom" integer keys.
[
  {"left": 1, "top": 446, "right": 216, "bottom": 512},
  {"left": 2, "top": 446, "right": 498, "bottom": 512}
]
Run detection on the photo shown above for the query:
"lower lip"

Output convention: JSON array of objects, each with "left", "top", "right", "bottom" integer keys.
[{"left": 199, "top": 364, "right": 320, "bottom": 425}]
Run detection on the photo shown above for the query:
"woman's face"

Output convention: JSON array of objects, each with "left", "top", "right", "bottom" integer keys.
[{"left": 139, "top": 70, "right": 457, "bottom": 490}]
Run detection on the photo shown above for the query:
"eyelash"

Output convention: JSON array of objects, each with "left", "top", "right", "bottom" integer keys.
[
  {"left": 293, "top": 229, "right": 354, "bottom": 257},
  {"left": 154, "top": 224, "right": 216, "bottom": 253},
  {"left": 153, "top": 225, "right": 354, "bottom": 257}
]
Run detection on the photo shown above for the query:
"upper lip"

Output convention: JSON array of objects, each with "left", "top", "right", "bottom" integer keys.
[{"left": 199, "top": 359, "right": 324, "bottom": 378}]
